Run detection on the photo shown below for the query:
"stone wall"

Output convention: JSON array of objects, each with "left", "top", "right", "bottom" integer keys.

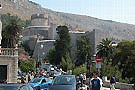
[
  {"left": 22, "top": 26, "right": 49, "bottom": 40},
  {"left": 86, "top": 29, "right": 120, "bottom": 54},
  {"left": 70, "top": 31, "right": 86, "bottom": 60},
  {"left": 48, "top": 23, "right": 57, "bottom": 40},
  {"left": 0, "top": 48, "right": 18, "bottom": 83},
  {"left": 32, "top": 40, "right": 55, "bottom": 60},
  {"left": 103, "top": 81, "right": 134, "bottom": 90}
]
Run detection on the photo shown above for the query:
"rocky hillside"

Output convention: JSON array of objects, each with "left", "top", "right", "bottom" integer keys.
[{"left": 1, "top": 0, "right": 135, "bottom": 40}]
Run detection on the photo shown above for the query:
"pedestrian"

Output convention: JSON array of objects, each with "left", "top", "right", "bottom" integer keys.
[
  {"left": 80, "top": 73, "right": 84, "bottom": 87},
  {"left": 28, "top": 72, "right": 31, "bottom": 82},
  {"left": 90, "top": 71, "right": 103, "bottom": 90},
  {"left": 110, "top": 76, "right": 116, "bottom": 90},
  {"left": 83, "top": 73, "right": 87, "bottom": 82}
]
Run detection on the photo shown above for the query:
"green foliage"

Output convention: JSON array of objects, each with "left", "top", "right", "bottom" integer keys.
[
  {"left": 60, "top": 53, "right": 75, "bottom": 71},
  {"left": 76, "top": 36, "right": 92, "bottom": 66},
  {"left": 97, "top": 38, "right": 113, "bottom": 64},
  {"left": 100, "top": 64, "right": 122, "bottom": 81},
  {"left": 48, "top": 25, "right": 71, "bottom": 65},
  {"left": 21, "top": 43, "right": 34, "bottom": 57},
  {"left": 73, "top": 64, "right": 87, "bottom": 76},
  {"left": 1, "top": 13, "right": 28, "bottom": 48},
  {"left": 47, "top": 48, "right": 56, "bottom": 65},
  {"left": 19, "top": 60, "right": 35, "bottom": 73},
  {"left": 97, "top": 38, "right": 112, "bottom": 57},
  {"left": 1, "top": 13, "right": 30, "bottom": 28},
  {"left": 112, "top": 41, "right": 135, "bottom": 83}
]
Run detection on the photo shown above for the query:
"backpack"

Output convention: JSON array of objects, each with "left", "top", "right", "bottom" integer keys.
[{"left": 110, "top": 77, "right": 116, "bottom": 83}]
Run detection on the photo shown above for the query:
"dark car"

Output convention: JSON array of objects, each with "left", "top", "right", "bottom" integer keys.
[
  {"left": 49, "top": 75, "right": 76, "bottom": 90},
  {"left": 0, "top": 84, "right": 34, "bottom": 90}
]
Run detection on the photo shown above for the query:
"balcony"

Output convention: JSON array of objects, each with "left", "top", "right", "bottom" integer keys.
[{"left": 0, "top": 48, "right": 18, "bottom": 57}]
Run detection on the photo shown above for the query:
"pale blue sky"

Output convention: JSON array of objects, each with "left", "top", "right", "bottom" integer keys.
[{"left": 31, "top": 0, "right": 135, "bottom": 24}]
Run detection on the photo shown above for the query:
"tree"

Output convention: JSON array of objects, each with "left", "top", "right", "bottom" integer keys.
[
  {"left": 52, "top": 25, "right": 71, "bottom": 65},
  {"left": 76, "top": 36, "right": 92, "bottom": 66},
  {"left": 47, "top": 48, "right": 56, "bottom": 65},
  {"left": 97, "top": 38, "right": 113, "bottom": 64},
  {"left": 19, "top": 60, "right": 35, "bottom": 73},
  {"left": 1, "top": 13, "right": 29, "bottom": 48},
  {"left": 21, "top": 43, "right": 34, "bottom": 57},
  {"left": 100, "top": 64, "right": 122, "bottom": 82},
  {"left": 1, "top": 14, "right": 23, "bottom": 48},
  {"left": 60, "top": 52, "right": 75, "bottom": 71},
  {"left": 73, "top": 64, "right": 87, "bottom": 76},
  {"left": 112, "top": 41, "right": 135, "bottom": 83}
]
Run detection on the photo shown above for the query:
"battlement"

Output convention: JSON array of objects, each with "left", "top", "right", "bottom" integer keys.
[{"left": 31, "top": 14, "right": 48, "bottom": 20}]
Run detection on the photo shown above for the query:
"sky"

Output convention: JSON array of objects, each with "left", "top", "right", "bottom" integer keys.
[{"left": 31, "top": 0, "right": 135, "bottom": 24}]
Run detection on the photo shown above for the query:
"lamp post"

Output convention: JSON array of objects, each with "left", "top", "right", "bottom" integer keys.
[
  {"left": 40, "top": 44, "right": 44, "bottom": 66},
  {"left": 0, "top": 4, "right": 2, "bottom": 53}
]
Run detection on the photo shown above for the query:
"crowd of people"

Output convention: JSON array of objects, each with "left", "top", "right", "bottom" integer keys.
[
  {"left": 20, "top": 68, "right": 54, "bottom": 83},
  {"left": 78, "top": 71, "right": 116, "bottom": 90}
]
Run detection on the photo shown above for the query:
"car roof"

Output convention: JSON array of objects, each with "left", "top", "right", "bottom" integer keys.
[
  {"left": 0, "top": 84, "right": 29, "bottom": 86},
  {"left": 61, "top": 75, "right": 75, "bottom": 77},
  {"left": 34, "top": 77, "right": 50, "bottom": 80}
]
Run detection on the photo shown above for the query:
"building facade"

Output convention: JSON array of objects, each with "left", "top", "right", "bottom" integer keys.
[{"left": 0, "top": 13, "right": 18, "bottom": 83}]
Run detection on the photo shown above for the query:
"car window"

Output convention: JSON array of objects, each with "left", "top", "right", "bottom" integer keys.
[
  {"left": 41, "top": 79, "right": 46, "bottom": 83},
  {"left": 29, "top": 78, "right": 41, "bottom": 83},
  {"left": 53, "top": 76, "right": 76, "bottom": 85}
]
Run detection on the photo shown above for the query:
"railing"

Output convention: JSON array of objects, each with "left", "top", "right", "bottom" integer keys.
[
  {"left": 103, "top": 81, "right": 134, "bottom": 90},
  {"left": 0, "top": 48, "right": 18, "bottom": 56}
]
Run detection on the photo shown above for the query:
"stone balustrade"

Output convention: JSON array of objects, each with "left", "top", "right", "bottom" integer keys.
[
  {"left": 0, "top": 48, "right": 18, "bottom": 56},
  {"left": 103, "top": 81, "right": 134, "bottom": 90}
]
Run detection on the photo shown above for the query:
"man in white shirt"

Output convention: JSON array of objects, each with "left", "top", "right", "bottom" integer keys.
[{"left": 90, "top": 71, "right": 103, "bottom": 90}]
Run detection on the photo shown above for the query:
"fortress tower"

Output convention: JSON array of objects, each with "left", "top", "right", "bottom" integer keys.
[{"left": 31, "top": 14, "right": 49, "bottom": 26}]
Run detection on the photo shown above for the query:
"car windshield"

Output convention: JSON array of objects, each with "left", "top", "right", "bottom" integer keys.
[
  {"left": 53, "top": 75, "right": 76, "bottom": 85},
  {"left": 54, "top": 71, "right": 60, "bottom": 74},
  {"left": 29, "top": 78, "right": 41, "bottom": 83}
]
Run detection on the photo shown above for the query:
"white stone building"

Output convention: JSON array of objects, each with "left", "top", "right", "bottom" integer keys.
[{"left": 0, "top": 5, "right": 18, "bottom": 83}]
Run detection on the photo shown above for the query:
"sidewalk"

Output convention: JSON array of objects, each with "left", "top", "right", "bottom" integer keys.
[{"left": 102, "top": 87, "right": 120, "bottom": 90}]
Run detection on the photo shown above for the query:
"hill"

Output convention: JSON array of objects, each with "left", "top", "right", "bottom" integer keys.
[{"left": 1, "top": 0, "right": 135, "bottom": 40}]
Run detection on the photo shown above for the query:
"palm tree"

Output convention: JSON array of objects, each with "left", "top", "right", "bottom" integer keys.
[
  {"left": 2, "top": 15, "right": 22, "bottom": 48},
  {"left": 97, "top": 38, "right": 113, "bottom": 63}
]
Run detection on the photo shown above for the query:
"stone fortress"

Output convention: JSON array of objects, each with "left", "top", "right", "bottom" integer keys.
[
  {"left": 22, "top": 13, "right": 57, "bottom": 60},
  {"left": 22, "top": 13, "right": 120, "bottom": 61}
]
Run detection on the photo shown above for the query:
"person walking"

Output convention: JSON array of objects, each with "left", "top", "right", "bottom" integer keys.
[
  {"left": 90, "top": 71, "right": 103, "bottom": 90},
  {"left": 110, "top": 76, "right": 116, "bottom": 90},
  {"left": 80, "top": 73, "right": 84, "bottom": 87}
]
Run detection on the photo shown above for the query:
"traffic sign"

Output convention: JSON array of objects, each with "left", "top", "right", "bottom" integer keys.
[
  {"left": 96, "top": 57, "right": 102, "bottom": 62},
  {"left": 96, "top": 62, "right": 101, "bottom": 68}
]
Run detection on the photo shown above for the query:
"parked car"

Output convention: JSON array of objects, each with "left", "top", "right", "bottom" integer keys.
[
  {"left": 0, "top": 84, "right": 34, "bottom": 90},
  {"left": 49, "top": 75, "right": 77, "bottom": 90},
  {"left": 28, "top": 77, "right": 52, "bottom": 90},
  {"left": 50, "top": 70, "right": 61, "bottom": 78}
]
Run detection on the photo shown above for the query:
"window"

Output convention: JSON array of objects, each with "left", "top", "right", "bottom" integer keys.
[{"left": 41, "top": 79, "right": 46, "bottom": 83}]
